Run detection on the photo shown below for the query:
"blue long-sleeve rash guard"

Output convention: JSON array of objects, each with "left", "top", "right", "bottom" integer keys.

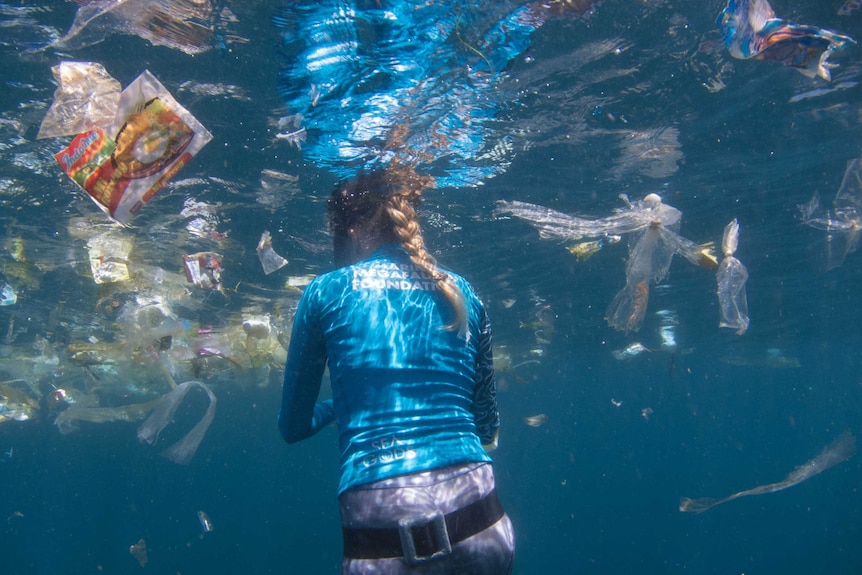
[{"left": 279, "top": 244, "right": 499, "bottom": 494}]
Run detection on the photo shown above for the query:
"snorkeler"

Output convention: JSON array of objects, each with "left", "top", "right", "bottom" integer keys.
[{"left": 278, "top": 169, "right": 514, "bottom": 573}]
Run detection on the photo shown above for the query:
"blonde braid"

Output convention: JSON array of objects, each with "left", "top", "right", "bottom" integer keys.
[{"left": 385, "top": 190, "right": 468, "bottom": 335}]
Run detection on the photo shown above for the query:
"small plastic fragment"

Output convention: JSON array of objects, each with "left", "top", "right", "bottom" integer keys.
[
  {"left": 197, "top": 510, "right": 214, "bottom": 533},
  {"left": 0, "top": 284, "right": 16, "bottom": 306},
  {"left": 256, "top": 231, "right": 288, "bottom": 275},
  {"left": 242, "top": 315, "right": 272, "bottom": 353},
  {"left": 86, "top": 231, "right": 133, "bottom": 284},
  {"left": 182, "top": 252, "right": 223, "bottom": 290},
  {"left": 612, "top": 342, "right": 650, "bottom": 360},
  {"left": 129, "top": 538, "right": 148, "bottom": 567},
  {"left": 523, "top": 414, "right": 548, "bottom": 427}
]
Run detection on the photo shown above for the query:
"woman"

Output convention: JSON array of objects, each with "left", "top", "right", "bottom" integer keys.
[{"left": 278, "top": 169, "right": 514, "bottom": 574}]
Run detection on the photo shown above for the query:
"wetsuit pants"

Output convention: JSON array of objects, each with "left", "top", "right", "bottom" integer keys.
[{"left": 339, "top": 462, "right": 514, "bottom": 574}]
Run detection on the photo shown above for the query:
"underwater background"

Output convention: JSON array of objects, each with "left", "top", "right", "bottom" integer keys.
[{"left": 1, "top": 0, "right": 861, "bottom": 573}]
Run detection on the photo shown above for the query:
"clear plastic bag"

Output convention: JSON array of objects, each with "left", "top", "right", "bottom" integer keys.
[
  {"left": 716, "top": 219, "right": 750, "bottom": 335},
  {"left": 257, "top": 231, "right": 288, "bottom": 275},
  {"left": 49, "top": 0, "right": 232, "bottom": 56},
  {"left": 499, "top": 194, "right": 715, "bottom": 333},
  {"left": 37, "top": 62, "right": 122, "bottom": 140}
]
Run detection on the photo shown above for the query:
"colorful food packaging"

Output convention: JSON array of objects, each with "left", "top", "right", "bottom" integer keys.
[
  {"left": 182, "top": 252, "right": 223, "bottom": 290},
  {"left": 53, "top": 70, "right": 212, "bottom": 224},
  {"left": 717, "top": 0, "right": 856, "bottom": 80}
]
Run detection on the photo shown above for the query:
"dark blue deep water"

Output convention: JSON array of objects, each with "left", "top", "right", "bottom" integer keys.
[{"left": 1, "top": 1, "right": 861, "bottom": 573}]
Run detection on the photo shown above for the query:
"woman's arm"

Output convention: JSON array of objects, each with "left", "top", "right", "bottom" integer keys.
[
  {"left": 278, "top": 285, "right": 335, "bottom": 443},
  {"left": 472, "top": 305, "right": 501, "bottom": 449}
]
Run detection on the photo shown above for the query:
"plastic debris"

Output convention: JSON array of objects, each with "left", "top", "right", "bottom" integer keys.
[
  {"left": 137, "top": 380, "right": 217, "bottom": 465},
  {"left": 523, "top": 414, "right": 548, "bottom": 427},
  {"left": 800, "top": 157, "right": 862, "bottom": 271},
  {"left": 49, "top": 0, "right": 242, "bottom": 56},
  {"left": 497, "top": 194, "right": 718, "bottom": 333},
  {"left": 658, "top": 324, "right": 677, "bottom": 350},
  {"left": 54, "top": 394, "right": 162, "bottom": 435},
  {"left": 182, "top": 199, "right": 227, "bottom": 241},
  {"left": 37, "top": 62, "right": 122, "bottom": 140},
  {"left": 242, "top": 315, "right": 271, "bottom": 351},
  {"left": 183, "top": 252, "right": 223, "bottom": 290},
  {"left": 681, "top": 430, "right": 855, "bottom": 513},
  {"left": 566, "top": 235, "right": 621, "bottom": 262},
  {"left": 274, "top": 114, "right": 307, "bottom": 150},
  {"left": 611, "top": 342, "right": 650, "bottom": 360},
  {"left": 256, "top": 231, "right": 288, "bottom": 275},
  {"left": 1, "top": 284, "right": 16, "bottom": 306},
  {"left": 716, "top": 219, "right": 749, "bottom": 335},
  {"left": 52, "top": 69, "right": 212, "bottom": 225},
  {"left": 284, "top": 274, "right": 316, "bottom": 289},
  {"left": 197, "top": 510, "right": 213, "bottom": 533},
  {"left": 86, "top": 231, "right": 133, "bottom": 284},
  {"left": 129, "top": 539, "right": 148, "bottom": 567},
  {"left": 717, "top": 0, "right": 856, "bottom": 80},
  {"left": 839, "top": 0, "right": 862, "bottom": 16},
  {"left": 0, "top": 380, "right": 39, "bottom": 423}
]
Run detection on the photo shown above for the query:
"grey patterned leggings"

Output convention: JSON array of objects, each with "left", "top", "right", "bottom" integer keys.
[{"left": 339, "top": 462, "right": 515, "bottom": 574}]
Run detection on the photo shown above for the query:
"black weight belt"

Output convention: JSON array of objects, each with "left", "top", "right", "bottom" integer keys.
[{"left": 342, "top": 489, "right": 504, "bottom": 561}]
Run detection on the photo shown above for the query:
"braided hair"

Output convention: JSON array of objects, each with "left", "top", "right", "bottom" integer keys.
[{"left": 327, "top": 170, "right": 468, "bottom": 335}]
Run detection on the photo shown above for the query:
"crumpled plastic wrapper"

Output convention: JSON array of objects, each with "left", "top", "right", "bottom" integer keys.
[
  {"left": 86, "top": 231, "right": 132, "bottom": 284},
  {"left": 242, "top": 314, "right": 272, "bottom": 353},
  {"left": 717, "top": 0, "right": 856, "bottom": 80},
  {"left": 38, "top": 62, "right": 122, "bottom": 140},
  {"left": 256, "top": 231, "right": 288, "bottom": 275},
  {"left": 183, "top": 252, "right": 223, "bottom": 290}
]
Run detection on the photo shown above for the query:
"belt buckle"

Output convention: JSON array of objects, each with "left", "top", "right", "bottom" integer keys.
[{"left": 398, "top": 511, "right": 452, "bottom": 565}]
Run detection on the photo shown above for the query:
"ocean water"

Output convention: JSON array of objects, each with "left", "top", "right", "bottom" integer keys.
[{"left": 1, "top": 1, "right": 861, "bottom": 573}]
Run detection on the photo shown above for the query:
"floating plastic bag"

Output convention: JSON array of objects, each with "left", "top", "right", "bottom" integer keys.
[
  {"left": 53, "top": 69, "right": 212, "bottom": 225},
  {"left": 49, "top": 0, "right": 237, "bottom": 56},
  {"left": 716, "top": 219, "right": 750, "bottom": 335},
  {"left": 256, "top": 230, "right": 288, "bottom": 275},
  {"left": 681, "top": 431, "right": 855, "bottom": 513},
  {"left": 37, "top": 62, "right": 122, "bottom": 140},
  {"left": 137, "top": 380, "right": 217, "bottom": 465},
  {"left": 800, "top": 157, "right": 862, "bottom": 271},
  {"left": 497, "top": 194, "right": 707, "bottom": 334},
  {"left": 86, "top": 231, "right": 133, "bottom": 284},
  {"left": 717, "top": 0, "right": 856, "bottom": 80},
  {"left": 242, "top": 314, "right": 272, "bottom": 353}
]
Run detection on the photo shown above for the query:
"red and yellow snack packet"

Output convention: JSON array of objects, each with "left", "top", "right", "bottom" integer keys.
[{"left": 53, "top": 70, "right": 212, "bottom": 224}]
